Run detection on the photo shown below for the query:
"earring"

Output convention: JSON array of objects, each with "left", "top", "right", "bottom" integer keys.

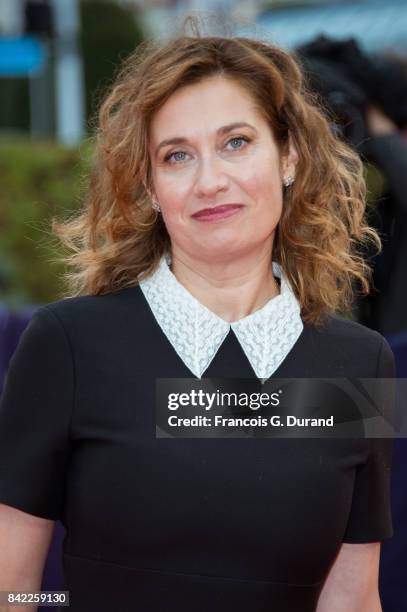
[
  {"left": 143, "top": 181, "right": 161, "bottom": 212},
  {"left": 283, "top": 176, "right": 295, "bottom": 187},
  {"left": 151, "top": 199, "right": 161, "bottom": 212}
]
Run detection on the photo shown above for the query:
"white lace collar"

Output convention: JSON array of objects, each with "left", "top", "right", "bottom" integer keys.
[{"left": 138, "top": 253, "right": 303, "bottom": 382}]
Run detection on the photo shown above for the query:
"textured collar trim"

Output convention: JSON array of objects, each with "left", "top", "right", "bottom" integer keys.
[{"left": 139, "top": 254, "right": 303, "bottom": 382}]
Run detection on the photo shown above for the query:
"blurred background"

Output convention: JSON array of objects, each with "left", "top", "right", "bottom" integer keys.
[{"left": 0, "top": 1, "right": 406, "bottom": 611}]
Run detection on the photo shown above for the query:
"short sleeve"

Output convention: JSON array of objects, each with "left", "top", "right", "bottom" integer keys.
[
  {"left": 0, "top": 306, "right": 74, "bottom": 520},
  {"left": 342, "top": 336, "right": 396, "bottom": 543}
]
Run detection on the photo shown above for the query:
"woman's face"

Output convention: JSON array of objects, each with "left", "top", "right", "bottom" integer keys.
[{"left": 148, "top": 75, "right": 298, "bottom": 263}]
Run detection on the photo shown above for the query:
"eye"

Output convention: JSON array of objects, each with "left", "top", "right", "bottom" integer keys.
[
  {"left": 226, "top": 135, "right": 250, "bottom": 150},
  {"left": 164, "top": 150, "right": 189, "bottom": 163}
]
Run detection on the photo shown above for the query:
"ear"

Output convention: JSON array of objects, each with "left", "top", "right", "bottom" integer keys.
[{"left": 281, "top": 133, "right": 299, "bottom": 180}]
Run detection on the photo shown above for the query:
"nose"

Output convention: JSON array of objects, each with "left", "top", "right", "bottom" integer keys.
[{"left": 193, "top": 154, "right": 230, "bottom": 199}]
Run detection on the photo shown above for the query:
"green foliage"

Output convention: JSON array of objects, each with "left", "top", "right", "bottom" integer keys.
[
  {"left": 0, "top": 138, "right": 93, "bottom": 308},
  {"left": 80, "top": 0, "right": 143, "bottom": 127},
  {"left": 0, "top": 79, "right": 30, "bottom": 133}
]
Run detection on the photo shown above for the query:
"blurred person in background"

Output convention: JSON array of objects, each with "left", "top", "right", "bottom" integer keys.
[
  {"left": 0, "top": 18, "right": 396, "bottom": 612},
  {"left": 297, "top": 36, "right": 407, "bottom": 336}
]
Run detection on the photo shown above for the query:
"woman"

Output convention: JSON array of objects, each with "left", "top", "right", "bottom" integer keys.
[{"left": 0, "top": 22, "right": 395, "bottom": 612}]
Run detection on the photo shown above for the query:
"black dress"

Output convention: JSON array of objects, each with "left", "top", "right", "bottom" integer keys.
[{"left": 0, "top": 284, "right": 395, "bottom": 612}]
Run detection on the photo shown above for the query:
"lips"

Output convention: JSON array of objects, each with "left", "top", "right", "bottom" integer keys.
[{"left": 192, "top": 204, "right": 244, "bottom": 219}]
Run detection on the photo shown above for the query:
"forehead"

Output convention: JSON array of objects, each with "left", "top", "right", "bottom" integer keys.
[{"left": 148, "top": 76, "right": 265, "bottom": 143}]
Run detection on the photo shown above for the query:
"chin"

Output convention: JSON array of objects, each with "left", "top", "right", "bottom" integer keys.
[{"left": 196, "top": 241, "right": 250, "bottom": 261}]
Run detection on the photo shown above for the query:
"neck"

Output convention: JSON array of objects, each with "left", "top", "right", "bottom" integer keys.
[{"left": 169, "top": 243, "right": 280, "bottom": 323}]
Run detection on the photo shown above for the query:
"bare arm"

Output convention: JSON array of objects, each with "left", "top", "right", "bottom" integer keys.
[
  {"left": 0, "top": 503, "right": 54, "bottom": 612},
  {"left": 316, "top": 542, "right": 382, "bottom": 612}
]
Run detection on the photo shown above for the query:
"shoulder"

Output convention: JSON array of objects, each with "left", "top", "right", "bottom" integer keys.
[
  {"left": 302, "top": 313, "right": 395, "bottom": 377},
  {"left": 27, "top": 285, "right": 146, "bottom": 348},
  {"left": 37, "top": 285, "right": 143, "bottom": 326},
  {"left": 314, "top": 313, "right": 383, "bottom": 345}
]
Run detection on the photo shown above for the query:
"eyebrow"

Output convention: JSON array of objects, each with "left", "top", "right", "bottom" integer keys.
[{"left": 154, "top": 122, "right": 257, "bottom": 156}]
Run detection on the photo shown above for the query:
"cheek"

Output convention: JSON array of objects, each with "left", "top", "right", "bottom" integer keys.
[
  {"left": 244, "top": 168, "right": 283, "bottom": 219},
  {"left": 242, "top": 151, "right": 282, "bottom": 193},
  {"left": 155, "top": 176, "right": 187, "bottom": 218},
  {"left": 158, "top": 192, "right": 189, "bottom": 239},
  {"left": 155, "top": 175, "right": 183, "bottom": 203}
]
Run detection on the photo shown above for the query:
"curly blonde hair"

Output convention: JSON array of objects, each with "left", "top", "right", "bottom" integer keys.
[{"left": 52, "top": 18, "right": 380, "bottom": 325}]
